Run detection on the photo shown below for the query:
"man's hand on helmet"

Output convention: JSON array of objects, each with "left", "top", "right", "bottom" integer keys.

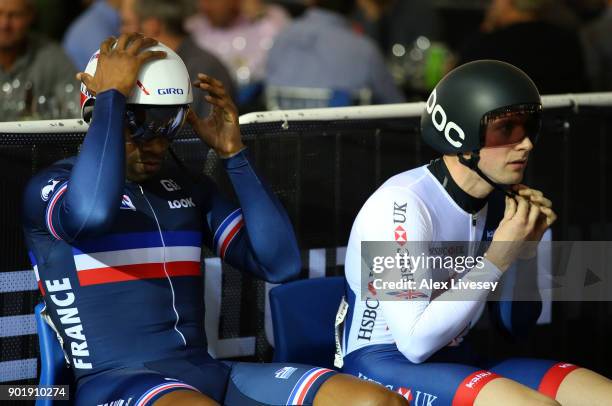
[
  {"left": 76, "top": 33, "right": 166, "bottom": 98},
  {"left": 187, "top": 73, "right": 245, "bottom": 158}
]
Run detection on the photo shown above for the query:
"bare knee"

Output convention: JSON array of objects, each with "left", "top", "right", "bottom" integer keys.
[
  {"left": 153, "top": 389, "right": 219, "bottom": 406},
  {"left": 363, "top": 384, "right": 407, "bottom": 406},
  {"left": 314, "top": 374, "right": 408, "bottom": 406},
  {"left": 327, "top": 381, "right": 406, "bottom": 406},
  {"left": 522, "top": 388, "right": 561, "bottom": 406},
  {"left": 475, "top": 377, "right": 560, "bottom": 406}
]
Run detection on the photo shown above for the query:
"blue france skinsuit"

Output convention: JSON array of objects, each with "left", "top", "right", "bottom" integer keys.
[
  {"left": 339, "top": 158, "right": 577, "bottom": 405},
  {"left": 23, "top": 90, "right": 336, "bottom": 406}
]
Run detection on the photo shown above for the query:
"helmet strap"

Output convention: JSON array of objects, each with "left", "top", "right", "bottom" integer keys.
[{"left": 457, "top": 152, "right": 516, "bottom": 198}]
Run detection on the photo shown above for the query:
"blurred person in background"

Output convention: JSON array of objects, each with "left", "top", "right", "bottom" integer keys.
[
  {"left": 185, "top": 0, "right": 289, "bottom": 87},
  {"left": 266, "top": 0, "right": 404, "bottom": 105},
  {"left": 458, "top": 0, "right": 587, "bottom": 94},
  {"left": 0, "top": 0, "right": 79, "bottom": 120},
  {"left": 63, "top": 0, "right": 122, "bottom": 70},
  {"left": 121, "top": 0, "right": 236, "bottom": 117},
  {"left": 31, "top": 0, "right": 84, "bottom": 41},
  {"left": 581, "top": 0, "right": 612, "bottom": 91},
  {"left": 352, "top": 0, "right": 449, "bottom": 100},
  {"left": 352, "top": 0, "right": 441, "bottom": 55}
]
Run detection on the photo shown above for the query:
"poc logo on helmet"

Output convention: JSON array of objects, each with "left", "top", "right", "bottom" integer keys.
[
  {"left": 157, "top": 88, "right": 184, "bottom": 95},
  {"left": 426, "top": 89, "right": 465, "bottom": 149}
]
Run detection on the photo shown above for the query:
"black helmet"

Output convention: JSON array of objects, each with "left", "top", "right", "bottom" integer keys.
[{"left": 420, "top": 60, "right": 541, "bottom": 155}]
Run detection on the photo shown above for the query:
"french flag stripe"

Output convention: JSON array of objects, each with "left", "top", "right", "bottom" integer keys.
[
  {"left": 219, "top": 219, "right": 244, "bottom": 259},
  {"left": 136, "top": 382, "right": 200, "bottom": 406},
  {"left": 29, "top": 253, "right": 44, "bottom": 295},
  {"left": 74, "top": 246, "right": 201, "bottom": 271},
  {"left": 77, "top": 261, "right": 201, "bottom": 286},
  {"left": 72, "top": 231, "right": 202, "bottom": 254},
  {"left": 213, "top": 209, "right": 242, "bottom": 248},
  {"left": 28, "top": 252, "right": 37, "bottom": 266},
  {"left": 32, "top": 265, "right": 45, "bottom": 296},
  {"left": 287, "top": 368, "right": 333, "bottom": 405},
  {"left": 214, "top": 210, "right": 243, "bottom": 257},
  {"left": 45, "top": 182, "right": 68, "bottom": 240}
]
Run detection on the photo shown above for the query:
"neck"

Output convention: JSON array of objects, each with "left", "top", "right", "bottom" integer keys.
[
  {"left": 443, "top": 155, "right": 494, "bottom": 199},
  {"left": 155, "top": 32, "right": 183, "bottom": 51}
]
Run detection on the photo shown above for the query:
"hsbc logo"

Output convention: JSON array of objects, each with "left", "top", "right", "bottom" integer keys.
[
  {"left": 393, "top": 202, "right": 407, "bottom": 245},
  {"left": 426, "top": 89, "right": 465, "bottom": 149},
  {"left": 394, "top": 225, "right": 407, "bottom": 245},
  {"left": 395, "top": 387, "right": 438, "bottom": 406},
  {"left": 168, "top": 198, "right": 195, "bottom": 209},
  {"left": 357, "top": 298, "right": 379, "bottom": 341},
  {"left": 409, "top": 390, "right": 437, "bottom": 406},
  {"left": 157, "top": 88, "right": 184, "bottom": 95},
  {"left": 356, "top": 372, "right": 393, "bottom": 390},
  {"left": 367, "top": 281, "right": 377, "bottom": 296},
  {"left": 397, "top": 387, "right": 413, "bottom": 402}
]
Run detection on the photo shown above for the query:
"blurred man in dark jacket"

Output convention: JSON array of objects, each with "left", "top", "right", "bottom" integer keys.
[{"left": 458, "top": 0, "right": 587, "bottom": 94}]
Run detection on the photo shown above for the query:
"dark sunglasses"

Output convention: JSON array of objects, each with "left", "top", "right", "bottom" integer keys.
[{"left": 125, "top": 105, "right": 188, "bottom": 143}]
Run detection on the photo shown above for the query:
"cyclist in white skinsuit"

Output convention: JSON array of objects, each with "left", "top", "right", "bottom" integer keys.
[{"left": 339, "top": 60, "right": 612, "bottom": 406}]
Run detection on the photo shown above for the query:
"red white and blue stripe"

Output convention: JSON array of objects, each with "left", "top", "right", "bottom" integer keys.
[
  {"left": 71, "top": 231, "right": 202, "bottom": 286},
  {"left": 213, "top": 209, "right": 244, "bottom": 259},
  {"left": 286, "top": 367, "right": 334, "bottom": 405},
  {"left": 45, "top": 181, "right": 68, "bottom": 240},
  {"left": 135, "top": 381, "right": 200, "bottom": 406},
  {"left": 28, "top": 252, "right": 45, "bottom": 295}
]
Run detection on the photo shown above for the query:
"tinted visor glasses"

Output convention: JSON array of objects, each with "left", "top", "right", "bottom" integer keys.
[
  {"left": 126, "top": 105, "right": 188, "bottom": 143},
  {"left": 480, "top": 104, "right": 542, "bottom": 148}
]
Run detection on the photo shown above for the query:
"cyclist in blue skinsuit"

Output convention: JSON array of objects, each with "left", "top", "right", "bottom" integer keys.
[
  {"left": 338, "top": 60, "right": 612, "bottom": 405},
  {"left": 23, "top": 33, "right": 406, "bottom": 406}
]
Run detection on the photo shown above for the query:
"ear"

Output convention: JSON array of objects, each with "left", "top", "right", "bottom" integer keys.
[{"left": 141, "top": 17, "right": 162, "bottom": 37}]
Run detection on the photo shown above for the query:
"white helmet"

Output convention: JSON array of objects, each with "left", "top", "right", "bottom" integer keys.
[{"left": 80, "top": 42, "right": 193, "bottom": 141}]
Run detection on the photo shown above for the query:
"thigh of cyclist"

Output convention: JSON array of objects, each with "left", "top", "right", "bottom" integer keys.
[
  {"left": 342, "top": 344, "right": 487, "bottom": 405},
  {"left": 75, "top": 367, "right": 206, "bottom": 406},
  {"left": 224, "top": 362, "right": 337, "bottom": 405}
]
